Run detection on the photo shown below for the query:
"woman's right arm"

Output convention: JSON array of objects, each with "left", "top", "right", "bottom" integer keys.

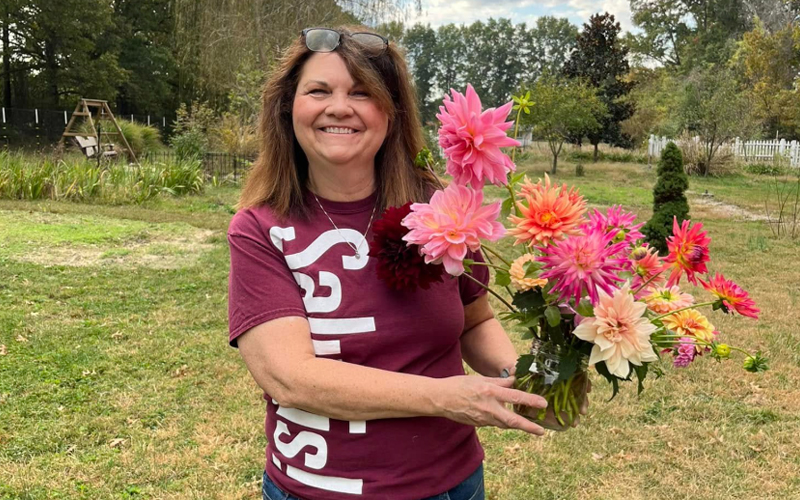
[{"left": 237, "top": 316, "right": 548, "bottom": 435}]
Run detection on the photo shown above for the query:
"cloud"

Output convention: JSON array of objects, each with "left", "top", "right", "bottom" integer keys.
[{"left": 408, "top": 0, "right": 634, "bottom": 32}]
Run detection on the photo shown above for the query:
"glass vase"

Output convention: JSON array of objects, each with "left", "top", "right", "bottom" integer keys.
[{"left": 513, "top": 340, "right": 589, "bottom": 432}]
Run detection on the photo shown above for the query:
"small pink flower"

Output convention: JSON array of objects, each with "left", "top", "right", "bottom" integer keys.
[
  {"left": 537, "top": 230, "right": 627, "bottom": 305},
  {"left": 665, "top": 218, "right": 711, "bottom": 286},
  {"left": 628, "top": 245, "right": 666, "bottom": 293},
  {"left": 402, "top": 184, "right": 505, "bottom": 276},
  {"left": 437, "top": 84, "right": 520, "bottom": 189},
  {"left": 699, "top": 272, "right": 760, "bottom": 319},
  {"left": 673, "top": 339, "right": 697, "bottom": 368},
  {"left": 584, "top": 205, "right": 644, "bottom": 248}
]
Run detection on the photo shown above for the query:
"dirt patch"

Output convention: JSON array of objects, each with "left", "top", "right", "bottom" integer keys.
[
  {"left": 689, "top": 194, "right": 769, "bottom": 221},
  {"left": 14, "top": 229, "right": 218, "bottom": 269}
]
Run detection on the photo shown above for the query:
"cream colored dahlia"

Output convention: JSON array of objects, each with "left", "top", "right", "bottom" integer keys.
[
  {"left": 573, "top": 282, "right": 658, "bottom": 378},
  {"left": 508, "top": 253, "right": 547, "bottom": 292}
]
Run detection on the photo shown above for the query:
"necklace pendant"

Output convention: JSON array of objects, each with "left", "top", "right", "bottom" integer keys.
[{"left": 355, "top": 251, "right": 361, "bottom": 259}]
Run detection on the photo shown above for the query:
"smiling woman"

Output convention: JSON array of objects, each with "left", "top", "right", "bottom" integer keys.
[{"left": 228, "top": 25, "right": 548, "bottom": 500}]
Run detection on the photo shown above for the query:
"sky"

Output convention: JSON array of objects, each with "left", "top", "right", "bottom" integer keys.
[{"left": 405, "top": 0, "right": 635, "bottom": 31}]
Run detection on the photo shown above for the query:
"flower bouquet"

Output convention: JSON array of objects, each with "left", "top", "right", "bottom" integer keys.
[{"left": 369, "top": 84, "right": 767, "bottom": 431}]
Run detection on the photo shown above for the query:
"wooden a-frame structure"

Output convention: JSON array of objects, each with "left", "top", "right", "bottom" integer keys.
[{"left": 59, "top": 99, "right": 139, "bottom": 165}]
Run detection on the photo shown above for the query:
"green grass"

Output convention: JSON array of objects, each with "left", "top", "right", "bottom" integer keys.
[{"left": 1, "top": 163, "right": 799, "bottom": 499}]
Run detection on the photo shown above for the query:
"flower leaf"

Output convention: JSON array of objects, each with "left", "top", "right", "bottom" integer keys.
[
  {"left": 523, "top": 260, "right": 541, "bottom": 278},
  {"left": 544, "top": 305, "right": 561, "bottom": 327},
  {"left": 501, "top": 197, "right": 514, "bottom": 219},
  {"left": 462, "top": 258, "right": 474, "bottom": 274},
  {"left": 576, "top": 298, "right": 594, "bottom": 318},
  {"left": 515, "top": 354, "right": 535, "bottom": 378},
  {"left": 495, "top": 269, "right": 511, "bottom": 287},
  {"left": 632, "top": 363, "right": 648, "bottom": 395},
  {"left": 595, "top": 361, "right": 621, "bottom": 401}
]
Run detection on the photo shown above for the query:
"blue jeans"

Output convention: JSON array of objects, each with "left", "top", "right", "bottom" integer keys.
[{"left": 262, "top": 464, "right": 484, "bottom": 500}]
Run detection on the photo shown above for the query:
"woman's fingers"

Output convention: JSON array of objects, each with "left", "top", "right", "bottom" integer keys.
[{"left": 494, "top": 386, "right": 548, "bottom": 410}]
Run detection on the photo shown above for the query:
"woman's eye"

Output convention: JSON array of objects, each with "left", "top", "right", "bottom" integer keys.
[
  {"left": 351, "top": 90, "right": 370, "bottom": 98},
  {"left": 308, "top": 89, "right": 328, "bottom": 95}
]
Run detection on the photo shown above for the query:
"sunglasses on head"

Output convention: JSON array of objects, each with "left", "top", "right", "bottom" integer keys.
[{"left": 301, "top": 28, "right": 388, "bottom": 57}]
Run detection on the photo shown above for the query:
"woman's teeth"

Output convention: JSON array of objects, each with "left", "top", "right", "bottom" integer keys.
[{"left": 322, "top": 127, "right": 356, "bottom": 134}]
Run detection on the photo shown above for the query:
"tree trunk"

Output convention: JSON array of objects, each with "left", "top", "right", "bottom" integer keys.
[
  {"left": 44, "top": 39, "right": 59, "bottom": 107},
  {"left": 551, "top": 154, "right": 558, "bottom": 174},
  {"left": 2, "top": 5, "right": 10, "bottom": 108},
  {"left": 593, "top": 142, "right": 599, "bottom": 163}
]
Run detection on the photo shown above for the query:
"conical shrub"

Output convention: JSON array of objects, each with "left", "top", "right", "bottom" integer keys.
[{"left": 643, "top": 142, "right": 690, "bottom": 253}]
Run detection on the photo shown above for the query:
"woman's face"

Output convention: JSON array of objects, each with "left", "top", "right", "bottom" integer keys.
[{"left": 292, "top": 52, "right": 389, "bottom": 172}]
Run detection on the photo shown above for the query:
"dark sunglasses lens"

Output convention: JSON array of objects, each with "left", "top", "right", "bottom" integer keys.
[
  {"left": 351, "top": 33, "right": 386, "bottom": 53},
  {"left": 305, "top": 29, "right": 339, "bottom": 52}
]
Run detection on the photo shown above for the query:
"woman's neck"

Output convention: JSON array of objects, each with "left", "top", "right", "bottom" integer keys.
[{"left": 307, "top": 164, "right": 376, "bottom": 202}]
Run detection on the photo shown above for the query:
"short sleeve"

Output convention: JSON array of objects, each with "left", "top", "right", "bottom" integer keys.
[
  {"left": 458, "top": 249, "right": 489, "bottom": 306},
  {"left": 227, "top": 210, "right": 306, "bottom": 347}
]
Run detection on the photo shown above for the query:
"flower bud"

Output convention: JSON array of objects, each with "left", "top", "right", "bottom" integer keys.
[
  {"left": 612, "top": 229, "right": 627, "bottom": 244},
  {"left": 629, "top": 246, "right": 648, "bottom": 261},
  {"left": 716, "top": 343, "right": 731, "bottom": 358}
]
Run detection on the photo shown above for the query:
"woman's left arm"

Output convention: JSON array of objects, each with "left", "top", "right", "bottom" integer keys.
[{"left": 460, "top": 294, "right": 518, "bottom": 377}]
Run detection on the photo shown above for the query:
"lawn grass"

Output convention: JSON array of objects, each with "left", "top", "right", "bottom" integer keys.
[{"left": 1, "top": 162, "right": 798, "bottom": 499}]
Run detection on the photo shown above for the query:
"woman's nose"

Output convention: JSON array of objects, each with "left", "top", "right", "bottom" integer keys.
[{"left": 325, "top": 93, "right": 354, "bottom": 118}]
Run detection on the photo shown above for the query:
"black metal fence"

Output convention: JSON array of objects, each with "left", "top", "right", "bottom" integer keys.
[
  {"left": 0, "top": 106, "right": 174, "bottom": 149},
  {"left": 141, "top": 151, "right": 255, "bottom": 183}
]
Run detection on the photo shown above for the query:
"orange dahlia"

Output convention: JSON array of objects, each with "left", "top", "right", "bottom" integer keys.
[{"left": 507, "top": 174, "right": 587, "bottom": 247}]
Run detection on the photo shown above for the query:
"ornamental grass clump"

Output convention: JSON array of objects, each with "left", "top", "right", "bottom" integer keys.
[{"left": 369, "top": 86, "right": 768, "bottom": 431}]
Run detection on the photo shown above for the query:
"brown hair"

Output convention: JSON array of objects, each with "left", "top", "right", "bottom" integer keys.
[{"left": 237, "top": 25, "right": 438, "bottom": 218}]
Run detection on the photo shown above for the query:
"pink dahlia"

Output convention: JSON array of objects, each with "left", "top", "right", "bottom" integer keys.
[
  {"left": 628, "top": 245, "right": 666, "bottom": 293},
  {"left": 573, "top": 282, "right": 659, "bottom": 378},
  {"left": 699, "top": 272, "right": 760, "bottom": 319},
  {"left": 672, "top": 339, "right": 697, "bottom": 368},
  {"left": 437, "top": 84, "right": 520, "bottom": 189},
  {"left": 402, "top": 184, "right": 505, "bottom": 276},
  {"left": 665, "top": 218, "right": 711, "bottom": 286},
  {"left": 584, "top": 205, "right": 644, "bottom": 248},
  {"left": 507, "top": 174, "right": 587, "bottom": 247},
  {"left": 537, "top": 230, "right": 627, "bottom": 305}
]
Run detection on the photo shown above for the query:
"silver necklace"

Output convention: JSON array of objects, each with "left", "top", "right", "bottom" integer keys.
[{"left": 312, "top": 192, "right": 379, "bottom": 259}]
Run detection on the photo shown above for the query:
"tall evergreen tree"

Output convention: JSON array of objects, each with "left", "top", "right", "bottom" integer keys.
[
  {"left": 564, "top": 12, "right": 634, "bottom": 161},
  {"left": 642, "top": 142, "right": 690, "bottom": 253}
]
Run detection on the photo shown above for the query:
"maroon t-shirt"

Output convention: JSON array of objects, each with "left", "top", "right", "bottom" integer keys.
[{"left": 227, "top": 190, "right": 490, "bottom": 500}]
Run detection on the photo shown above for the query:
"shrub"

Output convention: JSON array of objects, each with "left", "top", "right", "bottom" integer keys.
[
  {"left": 0, "top": 151, "right": 203, "bottom": 204},
  {"left": 576, "top": 163, "right": 585, "bottom": 176},
  {"left": 642, "top": 142, "right": 690, "bottom": 253}
]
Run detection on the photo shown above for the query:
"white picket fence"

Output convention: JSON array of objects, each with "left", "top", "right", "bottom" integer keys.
[{"left": 648, "top": 135, "right": 800, "bottom": 168}]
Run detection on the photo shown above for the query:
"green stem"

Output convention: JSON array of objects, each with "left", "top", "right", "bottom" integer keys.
[
  {"left": 632, "top": 268, "right": 666, "bottom": 296},
  {"left": 469, "top": 261, "right": 508, "bottom": 271},
  {"left": 511, "top": 106, "right": 523, "bottom": 164},
  {"left": 481, "top": 249, "right": 515, "bottom": 299},
  {"left": 481, "top": 243, "right": 511, "bottom": 267},
  {"left": 462, "top": 271, "right": 517, "bottom": 313},
  {"left": 652, "top": 302, "right": 716, "bottom": 322},
  {"left": 424, "top": 159, "right": 446, "bottom": 190}
]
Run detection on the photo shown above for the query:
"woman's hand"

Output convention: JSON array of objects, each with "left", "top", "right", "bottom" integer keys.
[
  {"left": 515, "top": 377, "right": 592, "bottom": 429},
  {"left": 436, "top": 375, "right": 548, "bottom": 435}
]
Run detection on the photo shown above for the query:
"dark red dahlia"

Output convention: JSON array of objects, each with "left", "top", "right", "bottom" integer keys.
[{"left": 368, "top": 202, "right": 444, "bottom": 291}]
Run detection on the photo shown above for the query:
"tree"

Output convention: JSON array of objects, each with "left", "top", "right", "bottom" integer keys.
[
  {"left": 628, "top": 0, "right": 752, "bottom": 69},
  {"left": 403, "top": 24, "right": 437, "bottom": 122},
  {"left": 731, "top": 19, "right": 800, "bottom": 139},
  {"left": 113, "top": 0, "right": 178, "bottom": 116},
  {"left": 680, "top": 66, "right": 756, "bottom": 175},
  {"left": 519, "top": 16, "right": 578, "bottom": 83},
  {"left": 564, "top": 13, "right": 634, "bottom": 160},
  {"left": 522, "top": 74, "right": 606, "bottom": 174},
  {"left": 642, "top": 142, "right": 690, "bottom": 254},
  {"left": 621, "top": 68, "right": 683, "bottom": 146}
]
